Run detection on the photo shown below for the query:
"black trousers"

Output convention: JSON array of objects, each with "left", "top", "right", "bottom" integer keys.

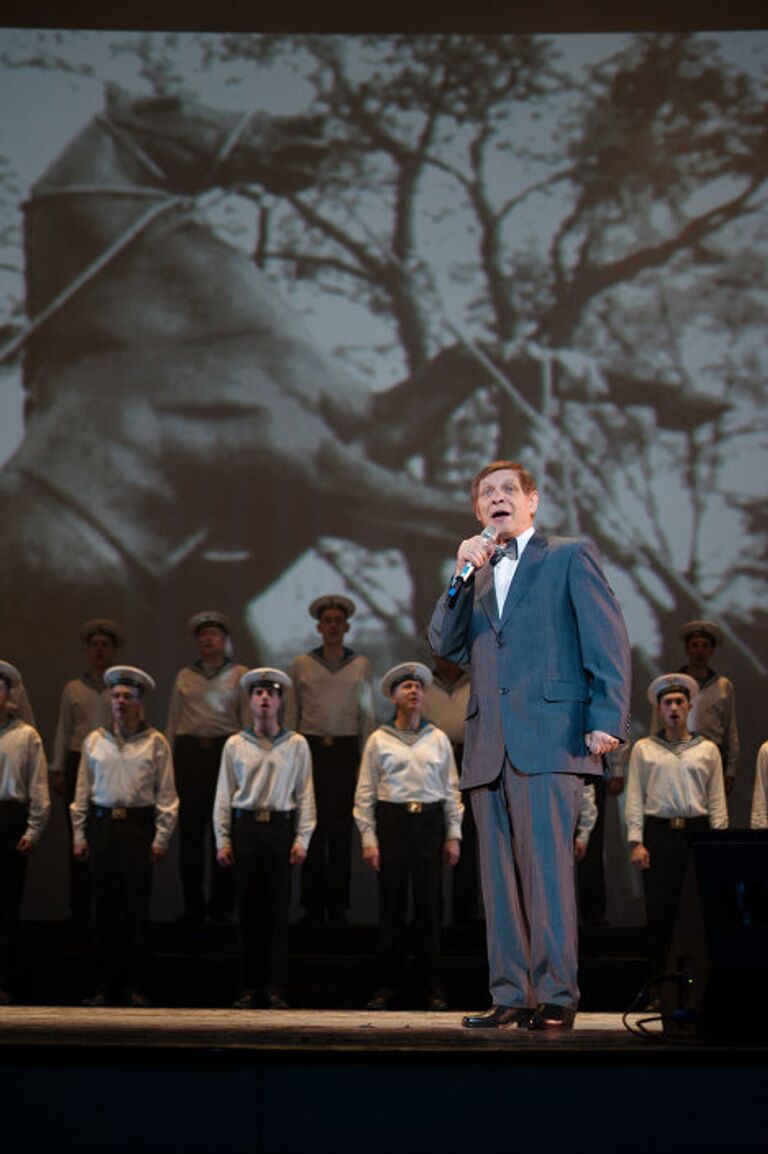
[
  {"left": 300, "top": 735, "right": 359, "bottom": 917},
  {"left": 642, "top": 815, "right": 709, "bottom": 978},
  {"left": 0, "top": 801, "right": 28, "bottom": 993},
  {"left": 89, "top": 807, "right": 155, "bottom": 994},
  {"left": 577, "top": 775, "right": 607, "bottom": 924},
  {"left": 375, "top": 802, "right": 445, "bottom": 993},
  {"left": 232, "top": 812, "right": 295, "bottom": 994},
  {"left": 174, "top": 734, "right": 235, "bottom": 920},
  {"left": 64, "top": 749, "right": 92, "bottom": 920},
  {"left": 450, "top": 744, "right": 481, "bottom": 924}
]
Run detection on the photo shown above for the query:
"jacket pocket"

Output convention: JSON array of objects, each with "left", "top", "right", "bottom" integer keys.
[{"left": 543, "top": 679, "right": 589, "bottom": 702}]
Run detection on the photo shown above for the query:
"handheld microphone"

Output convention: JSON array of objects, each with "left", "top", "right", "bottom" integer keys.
[{"left": 447, "top": 524, "right": 499, "bottom": 604}]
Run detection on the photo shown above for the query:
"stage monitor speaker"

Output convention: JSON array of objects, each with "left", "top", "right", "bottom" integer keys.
[{"left": 662, "top": 829, "right": 768, "bottom": 1040}]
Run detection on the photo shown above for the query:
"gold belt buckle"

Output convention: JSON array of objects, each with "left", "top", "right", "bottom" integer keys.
[
  {"left": 255, "top": 810, "right": 271, "bottom": 823},
  {"left": 670, "top": 816, "right": 686, "bottom": 830},
  {"left": 112, "top": 807, "right": 128, "bottom": 821},
  {"left": 321, "top": 736, "right": 334, "bottom": 748},
  {"left": 406, "top": 802, "right": 422, "bottom": 814}
]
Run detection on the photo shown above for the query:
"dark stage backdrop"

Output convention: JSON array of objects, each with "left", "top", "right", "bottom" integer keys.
[{"left": 0, "top": 28, "right": 765, "bottom": 922}]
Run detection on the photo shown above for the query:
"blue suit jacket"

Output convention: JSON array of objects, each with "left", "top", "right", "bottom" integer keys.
[{"left": 428, "top": 533, "right": 632, "bottom": 789}]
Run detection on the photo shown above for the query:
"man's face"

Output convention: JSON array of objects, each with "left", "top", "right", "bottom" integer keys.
[
  {"left": 111, "top": 684, "right": 142, "bottom": 727},
  {"left": 685, "top": 634, "right": 715, "bottom": 667},
  {"left": 392, "top": 678, "right": 424, "bottom": 713},
  {"left": 88, "top": 633, "right": 117, "bottom": 673},
  {"left": 317, "top": 609, "right": 349, "bottom": 646},
  {"left": 658, "top": 692, "right": 691, "bottom": 731},
  {"left": 196, "top": 625, "right": 227, "bottom": 662},
  {"left": 473, "top": 468, "right": 539, "bottom": 541},
  {"left": 250, "top": 686, "right": 282, "bottom": 725}
]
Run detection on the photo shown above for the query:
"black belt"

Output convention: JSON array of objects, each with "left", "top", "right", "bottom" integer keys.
[
  {"left": 646, "top": 814, "right": 709, "bottom": 831},
  {"left": 0, "top": 798, "right": 25, "bottom": 812},
  {"left": 233, "top": 808, "right": 294, "bottom": 824},
  {"left": 307, "top": 734, "right": 358, "bottom": 749},
  {"left": 376, "top": 800, "right": 443, "bottom": 814},
  {"left": 91, "top": 805, "right": 154, "bottom": 822},
  {"left": 175, "top": 734, "right": 227, "bottom": 750}
]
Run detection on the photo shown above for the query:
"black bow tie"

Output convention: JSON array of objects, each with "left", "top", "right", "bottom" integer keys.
[{"left": 490, "top": 539, "right": 518, "bottom": 565}]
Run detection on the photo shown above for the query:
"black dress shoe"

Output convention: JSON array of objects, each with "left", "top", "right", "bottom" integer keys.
[
  {"left": 266, "top": 990, "right": 290, "bottom": 1010},
  {"left": 365, "top": 988, "right": 393, "bottom": 1011},
  {"left": 462, "top": 1005, "right": 535, "bottom": 1028},
  {"left": 125, "top": 989, "right": 150, "bottom": 1008},
  {"left": 82, "top": 988, "right": 109, "bottom": 1007},
  {"left": 526, "top": 1002, "right": 576, "bottom": 1030},
  {"left": 232, "top": 991, "right": 257, "bottom": 1010},
  {"left": 424, "top": 990, "right": 449, "bottom": 1012}
]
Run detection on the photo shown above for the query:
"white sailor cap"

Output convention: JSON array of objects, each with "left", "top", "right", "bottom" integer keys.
[
  {"left": 647, "top": 673, "right": 699, "bottom": 705},
  {"left": 240, "top": 667, "right": 292, "bottom": 695},
  {"left": 0, "top": 660, "right": 22, "bottom": 690},
  {"left": 678, "top": 619, "right": 723, "bottom": 646},
  {"left": 188, "top": 610, "right": 232, "bottom": 636},
  {"left": 80, "top": 618, "right": 126, "bottom": 646},
  {"left": 380, "top": 662, "right": 433, "bottom": 698},
  {"left": 309, "top": 594, "right": 356, "bottom": 619},
  {"left": 104, "top": 665, "right": 156, "bottom": 696}
]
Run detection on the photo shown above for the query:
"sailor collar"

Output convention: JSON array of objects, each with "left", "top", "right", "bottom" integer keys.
[
  {"left": 380, "top": 719, "right": 434, "bottom": 747},
  {"left": 243, "top": 726, "right": 292, "bottom": 751},
  {"left": 309, "top": 646, "right": 356, "bottom": 672},
  {"left": 191, "top": 658, "right": 234, "bottom": 679},
  {"left": 649, "top": 731, "right": 709, "bottom": 754}
]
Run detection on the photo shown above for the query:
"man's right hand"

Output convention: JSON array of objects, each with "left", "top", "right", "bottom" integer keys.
[
  {"left": 362, "top": 846, "right": 380, "bottom": 872},
  {"left": 630, "top": 844, "right": 650, "bottom": 870},
  {"left": 455, "top": 533, "right": 496, "bottom": 575}
]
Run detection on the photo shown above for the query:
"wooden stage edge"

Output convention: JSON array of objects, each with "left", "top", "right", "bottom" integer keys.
[{"left": 0, "top": 1006, "right": 764, "bottom": 1056}]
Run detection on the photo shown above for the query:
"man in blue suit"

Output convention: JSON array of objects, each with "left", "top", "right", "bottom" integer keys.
[{"left": 429, "top": 460, "right": 631, "bottom": 1029}]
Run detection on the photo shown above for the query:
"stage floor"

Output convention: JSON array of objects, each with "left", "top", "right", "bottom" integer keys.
[{"left": 0, "top": 1004, "right": 761, "bottom": 1055}]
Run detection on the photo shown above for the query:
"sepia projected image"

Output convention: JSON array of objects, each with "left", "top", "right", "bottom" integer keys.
[{"left": 0, "top": 29, "right": 766, "bottom": 919}]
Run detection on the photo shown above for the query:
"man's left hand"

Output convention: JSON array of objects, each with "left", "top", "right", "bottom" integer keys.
[
  {"left": 585, "top": 731, "right": 620, "bottom": 759},
  {"left": 150, "top": 845, "right": 167, "bottom": 864},
  {"left": 290, "top": 842, "right": 307, "bottom": 865},
  {"left": 15, "top": 836, "right": 33, "bottom": 855}
]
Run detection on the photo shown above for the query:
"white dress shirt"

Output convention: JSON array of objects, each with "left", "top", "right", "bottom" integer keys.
[
  {"left": 625, "top": 732, "right": 728, "bottom": 845},
  {"left": 353, "top": 722, "right": 464, "bottom": 850},
  {"left": 493, "top": 526, "right": 535, "bottom": 617},
  {"left": 0, "top": 718, "right": 51, "bottom": 844},
  {"left": 165, "top": 661, "right": 250, "bottom": 744},
  {"left": 71, "top": 725, "right": 179, "bottom": 850},
  {"left": 750, "top": 741, "right": 768, "bottom": 829},
  {"left": 213, "top": 728, "right": 316, "bottom": 852}
]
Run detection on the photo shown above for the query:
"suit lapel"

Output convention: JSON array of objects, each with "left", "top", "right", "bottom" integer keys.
[
  {"left": 499, "top": 532, "right": 548, "bottom": 626},
  {"left": 476, "top": 565, "right": 500, "bottom": 629}
]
